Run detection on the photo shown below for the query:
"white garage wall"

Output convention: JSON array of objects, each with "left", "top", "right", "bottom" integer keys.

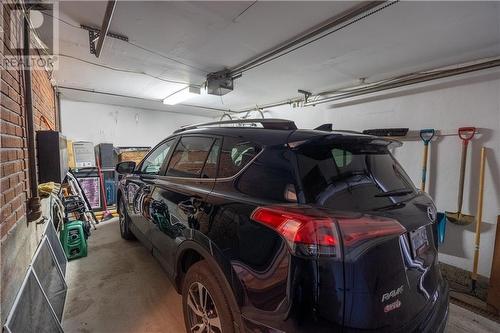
[
  {"left": 60, "top": 100, "right": 213, "bottom": 147},
  {"left": 265, "top": 71, "right": 500, "bottom": 278},
  {"left": 60, "top": 72, "right": 500, "bottom": 277}
]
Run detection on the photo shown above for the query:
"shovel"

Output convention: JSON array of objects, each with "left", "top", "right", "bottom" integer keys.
[
  {"left": 446, "top": 127, "right": 476, "bottom": 225},
  {"left": 419, "top": 129, "right": 435, "bottom": 192}
]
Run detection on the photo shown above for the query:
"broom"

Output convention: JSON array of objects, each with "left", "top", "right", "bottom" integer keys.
[{"left": 96, "top": 154, "right": 113, "bottom": 222}]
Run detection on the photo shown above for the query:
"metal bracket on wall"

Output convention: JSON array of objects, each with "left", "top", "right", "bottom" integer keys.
[
  {"left": 384, "top": 128, "right": 483, "bottom": 142},
  {"left": 81, "top": 25, "right": 129, "bottom": 56},
  {"left": 298, "top": 89, "right": 312, "bottom": 103}
]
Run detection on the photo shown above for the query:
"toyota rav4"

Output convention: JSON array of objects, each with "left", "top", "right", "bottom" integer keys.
[{"left": 116, "top": 119, "right": 449, "bottom": 333}]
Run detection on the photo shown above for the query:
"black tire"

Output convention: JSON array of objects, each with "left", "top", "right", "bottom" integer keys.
[
  {"left": 182, "top": 260, "right": 236, "bottom": 333},
  {"left": 118, "top": 197, "right": 135, "bottom": 240}
]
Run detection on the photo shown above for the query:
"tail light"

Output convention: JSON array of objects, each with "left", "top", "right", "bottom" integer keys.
[
  {"left": 251, "top": 205, "right": 406, "bottom": 258},
  {"left": 337, "top": 216, "right": 407, "bottom": 248},
  {"left": 251, "top": 206, "right": 340, "bottom": 257}
]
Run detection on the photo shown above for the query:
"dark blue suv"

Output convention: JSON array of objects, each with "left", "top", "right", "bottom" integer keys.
[{"left": 116, "top": 119, "right": 449, "bottom": 333}]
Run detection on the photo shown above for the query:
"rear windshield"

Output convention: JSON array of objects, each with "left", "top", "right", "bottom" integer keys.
[{"left": 295, "top": 138, "right": 416, "bottom": 211}]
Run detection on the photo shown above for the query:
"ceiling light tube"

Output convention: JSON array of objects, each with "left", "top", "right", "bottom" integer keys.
[{"left": 163, "top": 86, "right": 201, "bottom": 105}]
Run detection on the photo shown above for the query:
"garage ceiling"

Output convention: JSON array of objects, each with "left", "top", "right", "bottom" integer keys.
[{"left": 55, "top": 1, "right": 500, "bottom": 116}]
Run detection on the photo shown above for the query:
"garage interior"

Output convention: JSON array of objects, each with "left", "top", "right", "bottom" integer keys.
[{"left": 1, "top": 1, "right": 500, "bottom": 332}]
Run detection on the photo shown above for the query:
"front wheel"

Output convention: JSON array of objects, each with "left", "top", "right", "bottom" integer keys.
[
  {"left": 182, "top": 261, "right": 236, "bottom": 333},
  {"left": 118, "top": 197, "right": 135, "bottom": 240}
]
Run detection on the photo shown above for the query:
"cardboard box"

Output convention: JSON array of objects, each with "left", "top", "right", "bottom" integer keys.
[{"left": 118, "top": 150, "right": 149, "bottom": 164}]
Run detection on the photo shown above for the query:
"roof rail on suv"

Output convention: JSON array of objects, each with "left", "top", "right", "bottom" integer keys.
[{"left": 174, "top": 118, "right": 297, "bottom": 133}]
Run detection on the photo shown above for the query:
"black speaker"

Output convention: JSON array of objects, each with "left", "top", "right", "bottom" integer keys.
[
  {"left": 95, "top": 143, "right": 116, "bottom": 169},
  {"left": 36, "top": 131, "right": 68, "bottom": 183}
]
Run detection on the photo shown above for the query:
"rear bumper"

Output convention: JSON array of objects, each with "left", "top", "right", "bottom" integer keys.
[
  {"left": 394, "top": 278, "right": 449, "bottom": 333},
  {"left": 240, "top": 280, "right": 449, "bottom": 333},
  {"left": 419, "top": 279, "right": 450, "bottom": 333}
]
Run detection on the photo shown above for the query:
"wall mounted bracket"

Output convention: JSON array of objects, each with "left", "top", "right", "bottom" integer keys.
[
  {"left": 81, "top": 24, "right": 129, "bottom": 56},
  {"left": 298, "top": 89, "right": 312, "bottom": 103}
]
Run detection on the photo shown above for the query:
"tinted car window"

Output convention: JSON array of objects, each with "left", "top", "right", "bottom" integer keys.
[
  {"left": 166, "top": 136, "right": 215, "bottom": 178},
  {"left": 218, "top": 137, "right": 260, "bottom": 178},
  {"left": 202, "top": 138, "right": 221, "bottom": 178},
  {"left": 140, "top": 139, "right": 175, "bottom": 175},
  {"left": 296, "top": 137, "right": 415, "bottom": 211},
  {"left": 237, "top": 148, "right": 296, "bottom": 202}
]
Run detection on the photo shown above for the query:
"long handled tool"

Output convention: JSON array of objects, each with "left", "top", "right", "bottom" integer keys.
[
  {"left": 471, "top": 147, "right": 487, "bottom": 291},
  {"left": 96, "top": 156, "right": 113, "bottom": 222},
  {"left": 419, "top": 129, "right": 435, "bottom": 192},
  {"left": 418, "top": 129, "right": 445, "bottom": 244},
  {"left": 446, "top": 127, "right": 476, "bottom": 225}
]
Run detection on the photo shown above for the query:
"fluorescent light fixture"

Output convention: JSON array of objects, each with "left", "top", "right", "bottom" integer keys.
[{"left": 163, "top": 86, "right": 201, "bottom": 105}]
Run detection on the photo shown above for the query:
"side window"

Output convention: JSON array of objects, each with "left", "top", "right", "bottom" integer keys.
[
  {"left": 332, "top": 148, "right": 352, "bottom": 168},
  {"left": 201, "top": 138, "right": 221, "bottom": 178},
  {"left": 237, "top": 149, "right": 296, "bottom": 202},
  {"left": 166, "top": 136, "right": 215, "bottom": 178},
  {"left": 140, "top": 139, "right": 175, "bottom": 175},
  {"left": 218, "top": 137, "right": 260, "bottom": 178}
]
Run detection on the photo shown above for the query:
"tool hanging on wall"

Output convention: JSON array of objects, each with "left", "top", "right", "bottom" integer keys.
[
  {"left": 472, "top": 147, "right": 487, "bottom": 291},
  {"left": 446, "top": 127, "right": 476, "bottom": 225},
  {"left": 418, "top": 128, "right": 445, "bottom": 244},
  {"left": 419, "top": 129, "right": 435, "bottom": 192}
]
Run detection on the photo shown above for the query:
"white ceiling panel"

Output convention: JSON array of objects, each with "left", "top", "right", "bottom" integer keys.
[{"left": 54, "top": 1, "right": 500, "bottom": 115}]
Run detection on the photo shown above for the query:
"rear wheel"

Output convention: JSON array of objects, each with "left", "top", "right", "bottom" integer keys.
[
  {"left": 182, "top": 261, "right": 235, "bottom": 333},
  {"left": 118, "top": 197, "right": 135, "bottom": 240}
]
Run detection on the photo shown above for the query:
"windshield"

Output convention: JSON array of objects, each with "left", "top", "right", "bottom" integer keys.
[{"left": 295, "top": 137, "right": 416, "bottom": 211}]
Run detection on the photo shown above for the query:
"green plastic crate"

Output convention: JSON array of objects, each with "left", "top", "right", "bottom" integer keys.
[{"left": 60, "top": 220, "right": 88, "bottom": 260}]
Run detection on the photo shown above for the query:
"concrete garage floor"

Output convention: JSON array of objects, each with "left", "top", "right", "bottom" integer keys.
[{"left": 63, "top": 219, "right": 500, "bottom": 333}]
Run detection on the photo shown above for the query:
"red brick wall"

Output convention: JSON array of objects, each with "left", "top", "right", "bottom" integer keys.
[
  {"left": 1, "top": 1, "right": 57, "bottom": 238},
  {"left": 33, "top": 68, "right": 57, "bottom": 131}
]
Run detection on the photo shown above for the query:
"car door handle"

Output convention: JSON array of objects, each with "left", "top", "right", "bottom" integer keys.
[{"left": 143, "top": 186, "right": 152, "bottom": 194}]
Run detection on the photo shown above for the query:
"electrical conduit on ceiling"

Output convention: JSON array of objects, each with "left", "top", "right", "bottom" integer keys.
[{"left": 58, "top": 56, "right": 500, "bottom": 116}]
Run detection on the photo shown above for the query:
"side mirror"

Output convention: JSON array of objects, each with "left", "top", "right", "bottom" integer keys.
[{"left": 116, "top": 161, "right": 136, "bottom": 174}]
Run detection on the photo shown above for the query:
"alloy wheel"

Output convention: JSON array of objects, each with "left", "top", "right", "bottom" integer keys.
[{"left": 186, "top": 281, "right": 222, "bottom": 333}]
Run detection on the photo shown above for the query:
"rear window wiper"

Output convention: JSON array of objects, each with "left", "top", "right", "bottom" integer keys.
[
  {"left": 371, "top": 201, "right": 406, "bottom": 211},
  {"left": 374, "top": 188, "right": 414, "bottom": 197}
]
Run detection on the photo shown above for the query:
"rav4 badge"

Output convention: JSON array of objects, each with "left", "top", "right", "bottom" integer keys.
[{"left": 381, "top": 285, "right": 404, "bottom": 302}]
